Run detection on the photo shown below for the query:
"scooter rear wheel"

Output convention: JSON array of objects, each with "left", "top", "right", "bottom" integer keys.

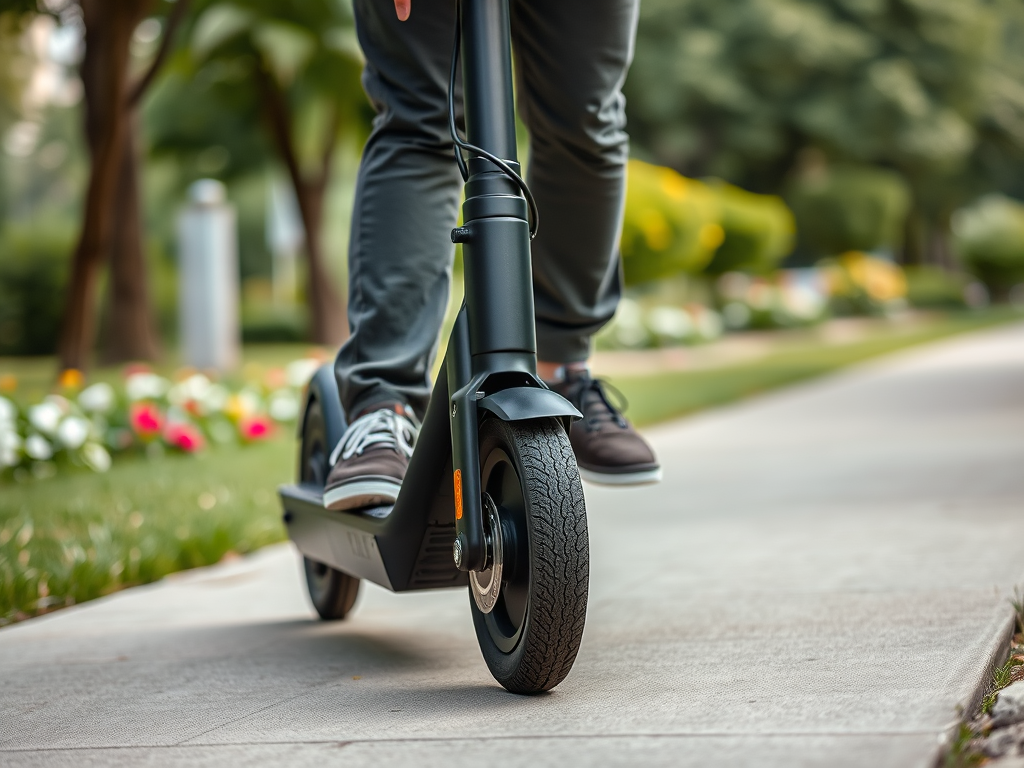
[
  {"left": 470, "top": 417, "right": 589, "bottom": 694},
  {"left": 300, "top": 397, "right": 361, "bottom": 620}
]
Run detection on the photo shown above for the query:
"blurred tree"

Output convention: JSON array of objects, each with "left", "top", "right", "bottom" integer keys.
[
  {"left": 626, "top": 0, "right": 1024, "bottom": 266},
  {"left": 0, "top": 0, "right": 190, "bottom": 370},
  {"left": 153, "top": 0, "right": 365, "bottom": 346},
  {"left": 57, "top": 0, "right": 153, "bottom": 372},
  {"left": 102, "top": 0, "right": 192, "bottom": 365}
]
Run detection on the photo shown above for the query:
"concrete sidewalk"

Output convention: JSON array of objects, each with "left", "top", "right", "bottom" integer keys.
[{"left": 3, "top": 323, "right": 1024, "bottom": 768}]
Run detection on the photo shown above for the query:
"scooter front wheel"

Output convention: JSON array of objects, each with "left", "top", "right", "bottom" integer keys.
[{"left": 470, "top": 417, "right": 589, "bottom": 694}]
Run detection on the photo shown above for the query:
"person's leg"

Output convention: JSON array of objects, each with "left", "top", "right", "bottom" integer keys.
[
  {"left": 511, "top": 0, "right": 639, "bottom": 369},
  {"left": 327, "top": 0, "right": 460, "bottom": 510},
  {"left": 336, "top": 0, "right": 461, "bottom": 420},
  {"left": 512, "top": 0, "right": 659, "bottom": 485}
]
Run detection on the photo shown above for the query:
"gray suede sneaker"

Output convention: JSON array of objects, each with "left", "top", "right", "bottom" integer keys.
[
  {"left": 551, "top": 369, "right": 661, "bottom": 486},
  {"left": 323, "top": 404, "right": 418, "bottom": 511}
]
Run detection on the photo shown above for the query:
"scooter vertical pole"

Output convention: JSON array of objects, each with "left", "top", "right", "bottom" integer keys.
[{"left": 448, "top": 0, "right": 538, "bottom": 572}]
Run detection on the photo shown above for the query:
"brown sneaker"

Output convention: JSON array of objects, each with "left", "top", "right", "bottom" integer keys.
[
  {"left": 551, "top": 369, "right": 661, "bottom": 486},
  {"left": 322, "top": 405, "right": 418, "bottom": 511}
]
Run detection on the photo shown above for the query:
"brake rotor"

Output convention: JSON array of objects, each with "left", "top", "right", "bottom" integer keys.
[{"left": 469, "top": 494, "right": 503, "bottom": 614}]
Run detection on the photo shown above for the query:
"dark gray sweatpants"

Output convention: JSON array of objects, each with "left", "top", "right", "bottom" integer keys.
[{"left": 336, "top": 0, "right": 639, "bottom": 416}]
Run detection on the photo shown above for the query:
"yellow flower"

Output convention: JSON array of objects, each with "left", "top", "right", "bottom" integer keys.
[
  {"left": 659, "top": 169, "right": 689, "bottom": 201},
  {"left": 840, "top": 251, "right": 906, "bottom": 302},
  {"left": 58, "top": 369, "right": 84, "bottom": 390},
  {"left": 698, "top": 223, "right": 725, "bottom": 251},
  {"left": 640, "top": 209, "right": 672, "bottom": 251},
  {"left": 0, "top": 374, "right": 16, "bottom": 393}
]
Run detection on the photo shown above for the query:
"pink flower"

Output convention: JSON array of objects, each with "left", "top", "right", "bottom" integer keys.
[
  {"left": 164, "top": 422, "right": 205, "bottom": 453},
  {"left": 129, "top": 402, "right": 164, "bottom": 439},
  {"left": 239, "top": 415, "right": 274, "bottom": 442}
]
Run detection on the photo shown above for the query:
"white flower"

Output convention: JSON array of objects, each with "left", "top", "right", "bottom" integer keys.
[
  {"left": 57, "top": 416, "right": 90, "bottom": 450},
  {"left": 268, "top": 391, "right": 300, "bottom": 422},
  {"left": 286, "top": 358, "right": 321, "bottom": 388},
  {"left": 28, "top": 402, "right": 62, "bottom": 435},
  {"left": 0, "top": 396, "right": 15, "bottom": 428},
  {"left": 125, "top": 372, "right": 170, "bottom": 401},
  {"left": 78, "top": 382, "right": 115, "bottom": 414},
  {"left": 0, "top": 428, "right": 22, "bottom": 467},
  {"left": 169, "top": 374, "right": 211, "bottom": 406},
  {"left": 201, "top": 384, "right": 229, "bottom": 413},
  {"left": 237, "top": 389, "right": 262, "bottom": 417},
  {"left": 25, "top": 434, "right": 53, "bottom": 460},
  {"left": 611, "top": 298, "right": 648, "bottom": 348},
  {"left": 82, "top": 442, "right": 111, "bottom": 473},
  {"left": 646, "top": 306, "right": 694, "bottom": 341}
]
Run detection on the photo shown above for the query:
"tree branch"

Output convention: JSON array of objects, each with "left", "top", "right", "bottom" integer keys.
[
  {"left": 254, "top": 58, "right": 307, "bottom": 205},
  {"left": 317, "top": 102, "right": 342, "bottom": 191},
  {"left": 128, "top": 0, "right": 191, "bottom": 107}
]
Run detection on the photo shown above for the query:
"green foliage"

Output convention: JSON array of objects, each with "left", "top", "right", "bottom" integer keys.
[
  {"left": 0, "top": 224, "right": 73, "bottom": 355},
  {"left": 620, "top": 159, "right": 721, "bottom": 285},
  {"left": 705, "top": 180, "right": 794, "bottom": 274},
  {"left": 786, "top": 164, "right": 911, "bottom": 258},
  {"left": 627, "top": 0, "right": 1005, "bottom": 187},
  {"left": 148, "top": 0, "right": 367, "bottom": 180},
  {"left": 904, "top": 266, "right": 968, "bottom": 310},
  {"left": 241, "top": 304, "right": 308, "bottom": 342},
  {"left": 621, "top": 160, "right": 795, "bottom": 285},
  {"left": 953, "top": 194, "right": 1024, "bottom": 292}
]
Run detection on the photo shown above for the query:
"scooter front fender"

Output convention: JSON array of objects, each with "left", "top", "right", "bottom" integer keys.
[{"left": 477, "top": 386, "right": 581, "bottom": 430}]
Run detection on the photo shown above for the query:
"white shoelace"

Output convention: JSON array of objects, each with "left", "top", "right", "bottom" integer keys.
[{"left": 329, "top": 407, "right": 418, "bottom": 467}]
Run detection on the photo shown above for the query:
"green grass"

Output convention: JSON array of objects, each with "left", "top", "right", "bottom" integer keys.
[
  {"left": 611, "top": 309, "right": 1021, "bottom": 427},
  {"left": 0, "top": 439, "right": 293, "bottom": 625},
  {"left": 1, "top": 308, "right": 1021, "bottom": 625}
]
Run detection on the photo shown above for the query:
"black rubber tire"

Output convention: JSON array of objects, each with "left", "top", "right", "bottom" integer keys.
[
  {"left": 300, "top": 397, "right": 360, "bottom": 621},
  {"left": 470, "top": 417, "right": 589, "bottom": 694}
]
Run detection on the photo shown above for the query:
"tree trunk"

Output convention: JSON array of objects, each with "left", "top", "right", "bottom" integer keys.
[
  {"left": 101, "top": 117, "right": 161, "bottom": 363},
  {"left": 255, "top": 63, "right": 348, "bottom": 347},
  {"left": 294, "top": 179, "right": 347, "bottom": 346},
  {"left": 57, "top": 1, "right": 150, "bottom": 372}
]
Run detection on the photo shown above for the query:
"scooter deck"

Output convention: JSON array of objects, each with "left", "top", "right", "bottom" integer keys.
[
  {"left": 279, "top": 483, "right": 466, "bottom": 592},
  {"left": 279, "top": 377, "right": 467, "bottom": 593}
]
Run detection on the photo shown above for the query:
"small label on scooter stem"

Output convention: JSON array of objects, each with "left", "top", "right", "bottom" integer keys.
[{"left": 454, "top": 469, "right": 463, "bottom": 520}]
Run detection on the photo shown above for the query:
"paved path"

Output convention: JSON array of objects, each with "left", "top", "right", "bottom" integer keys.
[{"left": 3, "top": 324, "right": 1024, "bottom": 768}]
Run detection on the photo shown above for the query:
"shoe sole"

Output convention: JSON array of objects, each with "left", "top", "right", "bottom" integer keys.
[
  {"left": 579, "top": 466, "right": 662, "bottom": 486},
  {"left": 323, "top": 478, "right": 402, "bottom": 511}
]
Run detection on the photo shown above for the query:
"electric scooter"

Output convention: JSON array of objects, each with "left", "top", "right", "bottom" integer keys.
[{"left": 278, "top": 0, "right": 590, "bottom": 694}]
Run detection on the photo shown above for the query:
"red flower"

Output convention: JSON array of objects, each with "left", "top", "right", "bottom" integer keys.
[
  {"left": 129, "top": 402, "right": 164, "bottom": 439},
  {"left": 164, "top": 422, "right": 205, "bottom": 453},
  {"left": 239, "top": 415, "right": 274, "bottom": 442}
]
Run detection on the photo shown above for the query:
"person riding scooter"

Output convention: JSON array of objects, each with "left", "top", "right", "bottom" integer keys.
[{"left": 324, "top": 0, "right": 660, "bottom": 511}]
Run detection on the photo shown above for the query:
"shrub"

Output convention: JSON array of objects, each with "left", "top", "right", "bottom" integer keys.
[
  {"left": 952, "top": 194, "right": 1024, "bottom": 294},
  {"left": 620, "top": 159, "right": 721, "bottom": 285},
  {"left": 819, "top": 251, "right": 907, "bottom": 315},
  {"left": 903, "top": 266, "right": 968, "bottom": 310},
  {"left": 0, "top": 225, "right": 73, "bottom": 356},
  {"left": 704, "top": 181, "right": 794, "bottom": 275},
  {"left": 786, "top": 165, "right": 911, "bottom": 258}
]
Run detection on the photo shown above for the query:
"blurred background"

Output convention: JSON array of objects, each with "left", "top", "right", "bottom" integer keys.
[{"left": 2, "top": 0, "right": 1024, "bottom": 623}]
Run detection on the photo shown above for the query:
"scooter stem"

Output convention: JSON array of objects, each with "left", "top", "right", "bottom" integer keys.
[{"left": 448, "top": 0, "right": 539, "bottom": 571}]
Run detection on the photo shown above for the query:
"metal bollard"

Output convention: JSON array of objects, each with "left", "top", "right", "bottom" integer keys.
[{"left": 176, "top": 179, "right": 240, "bottom": 372}]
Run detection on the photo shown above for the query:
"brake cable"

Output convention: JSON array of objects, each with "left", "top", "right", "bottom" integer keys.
[{"left": 447, "top": 0, "right": 539, "bottom": 240}]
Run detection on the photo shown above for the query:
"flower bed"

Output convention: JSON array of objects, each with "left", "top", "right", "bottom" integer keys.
[{"left": 0, "top": 355, "right": 326, "bottom": 481}]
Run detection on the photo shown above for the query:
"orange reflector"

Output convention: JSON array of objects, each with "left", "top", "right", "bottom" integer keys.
[{"left": 453, "top": 469, "right": 463, "bottom": 520}]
